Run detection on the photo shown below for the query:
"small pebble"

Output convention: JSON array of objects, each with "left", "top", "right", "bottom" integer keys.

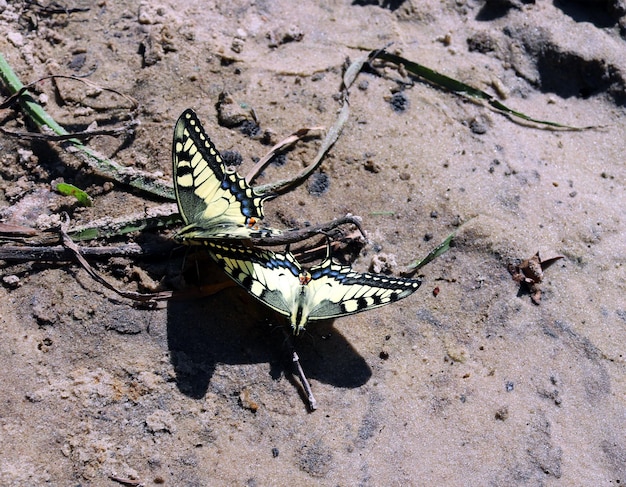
[
  {"left": 8, "top": 31, "right": 23, "bottom": 47},
  {"left": 2, "top": 275, "right": 21, "bottom": 288}
]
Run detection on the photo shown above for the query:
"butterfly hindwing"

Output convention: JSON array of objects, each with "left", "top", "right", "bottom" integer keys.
[
  {"left": 207, "top": 242, "right": 301, "bottom": 317},
  {"left": 304, "top": 259, "right": 421, "bottom": 321},
  {"left": 173, "top": 109, "right": 279, "bottom": 241}
]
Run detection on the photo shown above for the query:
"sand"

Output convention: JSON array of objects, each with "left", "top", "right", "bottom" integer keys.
[{"left": 1, "top": 1, "right": 625, "bottom": 485}]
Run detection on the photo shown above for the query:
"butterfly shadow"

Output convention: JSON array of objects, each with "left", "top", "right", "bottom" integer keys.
[{"left": 166, "top": 284, "right": 371, "bottom": 400}]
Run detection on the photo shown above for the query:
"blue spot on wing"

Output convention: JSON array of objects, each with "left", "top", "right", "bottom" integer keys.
[
  {"left": 260, "top": 254, "right": 301, "bottom": 277},
  {"left": 220, "top": 173, "right": 269, "bottom": 219},
  {"left": 309, "top": 263, "right": 350, "bottom": 282}
]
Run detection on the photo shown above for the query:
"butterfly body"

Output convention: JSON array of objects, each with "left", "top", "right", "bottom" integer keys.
[
  {"left": 173, "top": 109, "right": 280, "bottom": 242},
  {"left": 208, "top": 242, "right": 422, "bottom": 335}
]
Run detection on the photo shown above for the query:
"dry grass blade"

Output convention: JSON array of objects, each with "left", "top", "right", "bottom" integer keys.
[
  {"left": 57, "top": 217, "right": 172, "bottom": 303},
  {"left": 245, "top": 126, "right": 324, "bottom": 185},
  {"left": 0, "top": 243, "right": 145, "bottom": 261},
  {"left": 0, "top": 74, "right": 138, "bottom": 111},
  {"left": 252, "top": 54, "right": 370, "bottom": 196},
  {"left": 249, "top": 215, "right": 366, "bottom": 247},
  {"left": 0, "top": 120, "right": 139, "bottom": 141}
]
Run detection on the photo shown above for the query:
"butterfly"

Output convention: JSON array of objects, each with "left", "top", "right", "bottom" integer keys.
[
  {"left": 207, "top": 242, "right": 422, "bottom": 335},
  {"left": 172, "top": 108, "right": 281, "bottom": 242}
]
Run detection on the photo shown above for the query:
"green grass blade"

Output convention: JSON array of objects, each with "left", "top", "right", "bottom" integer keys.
[
  {"left": 54, "top": 182, "right": 93, "bottom": 207},
  {"left": 68, "top": 213, "right": 181, "bottom": 241},
  {"left": 407, "top": 229, "right": 457, "bottom": 271},
  {"left": 372, "top": 50, "right": 596, "bottom": 131}
]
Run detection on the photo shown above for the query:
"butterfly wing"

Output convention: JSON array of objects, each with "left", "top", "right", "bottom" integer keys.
[
  {"left": 303, "top": 258, "right": 422, "bottom": 321},
  {"left": 206, "top": 242, "right": 301, "bottom": 317},
  {"left": 173, "top": 109, "right": 279, "bottom": 241}
]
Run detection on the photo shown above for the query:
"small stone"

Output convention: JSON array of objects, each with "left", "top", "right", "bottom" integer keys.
[
  {"left": 363, "top": 159, "right": 381, "bottom": 173},
  {"left": 138, "top": 2, "right": 164, "bottom": 24},
  {"left": 495, "top": 407, "right": 509, "bottom": 421},
  {"left": 8, "top": 31, "right": 23, "bottom": 47},
  {"left": 231, "top": 37, "right": 245, "bottom": 53},
  {"left": 146, "top": 410, "right": 176, "bottom": 434},
  {"left": 469, "top": 117, "right": 488, "bottom": 134},
  {"left": 370, "top": 253, "right": 397, "bottom": 274},
  {"left": 216, "top": 92, "right": 256, "bottom": 128},
  {"left": 2, "top": 275, "right": 20, "bottom": 288}
]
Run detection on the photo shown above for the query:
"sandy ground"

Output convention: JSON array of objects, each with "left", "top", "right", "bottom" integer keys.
[{"left": 1, "top": 0, "right": 625, "bottom": 485}]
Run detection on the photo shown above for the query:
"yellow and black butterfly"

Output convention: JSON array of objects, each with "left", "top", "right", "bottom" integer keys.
[
  {"left": 206, "top": 241, "right": 422, "bottom": 336},
  {"left": 173, "top": 109, "right": 281, "bottom": 242}
]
